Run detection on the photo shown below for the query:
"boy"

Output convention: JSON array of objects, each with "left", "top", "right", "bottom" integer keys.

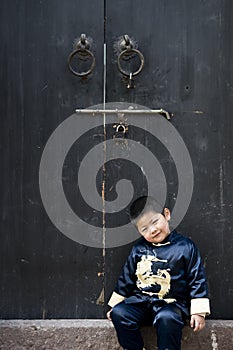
[{"left": 107, "top": 196, "right": 210, "bottom": 350}]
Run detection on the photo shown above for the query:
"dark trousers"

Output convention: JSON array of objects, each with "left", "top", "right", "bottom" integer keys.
[{"left": 111, "top": 300, "right": 185, "bottom": 350}]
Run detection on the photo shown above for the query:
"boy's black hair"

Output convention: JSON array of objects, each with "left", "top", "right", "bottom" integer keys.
[{"left": 129, "top": 196, "right": 164, "bottom": 223}]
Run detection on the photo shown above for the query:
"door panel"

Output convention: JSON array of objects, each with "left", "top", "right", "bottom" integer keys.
[
  {"left": 104, "top": 0, "right": 233, "bottom": 319},
  {"left": 0, "top": 0, "right": 105, "bottom": 318}
]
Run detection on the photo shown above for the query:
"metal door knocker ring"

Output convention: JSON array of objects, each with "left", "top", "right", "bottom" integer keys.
[
  {"left": 117, "top": 48, "right": 145, "bottom": 77},
  {"left": 68, "top": 48, "right": 95, "bottom": 77}
]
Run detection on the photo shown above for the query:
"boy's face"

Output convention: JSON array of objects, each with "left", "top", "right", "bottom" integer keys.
[{"left": 135, "top": 208, "right": 171, "bottom": 244}]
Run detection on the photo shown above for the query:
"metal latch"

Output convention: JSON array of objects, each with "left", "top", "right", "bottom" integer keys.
[
  {"left": 113, "top": 122, "right": 129, "bottom": 140},
  {"left": 75, "top": 108, "right": 172, "bottom": 120}
]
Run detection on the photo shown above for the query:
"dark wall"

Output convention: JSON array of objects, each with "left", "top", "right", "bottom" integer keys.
[{"left": 0, "top": 0, "right": 233, "bottom": 319}]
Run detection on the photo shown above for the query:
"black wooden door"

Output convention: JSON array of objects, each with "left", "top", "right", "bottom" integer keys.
[
  {"left": 1, "top": 0, "right": 233, "bottom": 320},
  {"left": 1, "top": 0, "right": 105, "bottom": 319},
  {"left": 104, "top": 0, "right": 233, "bottom": 320}
]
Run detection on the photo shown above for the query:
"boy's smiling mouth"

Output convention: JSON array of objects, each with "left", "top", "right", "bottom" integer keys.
[{"left": 151, "top": 230, "right": 161, "bottom": 238}]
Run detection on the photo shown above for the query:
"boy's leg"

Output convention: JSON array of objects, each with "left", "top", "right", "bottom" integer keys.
[
  {"left": 152, "top": 304, "right": 185, "bottom": 350},
  {"left": 111, "top": 301, "right": 150, "bottom": 350}
]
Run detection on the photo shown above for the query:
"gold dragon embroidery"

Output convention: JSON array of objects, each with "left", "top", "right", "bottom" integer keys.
[{"left": 136, "top": 255, "right": 171, "bottom": 299}]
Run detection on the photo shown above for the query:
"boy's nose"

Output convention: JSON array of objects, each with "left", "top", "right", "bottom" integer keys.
[{"left": 150, "top": 225, "right": 156, "bottom": 234}]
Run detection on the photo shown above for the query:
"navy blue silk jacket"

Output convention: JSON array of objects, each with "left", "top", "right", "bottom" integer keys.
[{"left": 108, "top": 230, "right": 210, "bottom": 316}]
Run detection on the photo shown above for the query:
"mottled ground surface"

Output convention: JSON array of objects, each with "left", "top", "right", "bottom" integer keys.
[{"left": 0, "top": 319, "right": 232, "bottom": 350}]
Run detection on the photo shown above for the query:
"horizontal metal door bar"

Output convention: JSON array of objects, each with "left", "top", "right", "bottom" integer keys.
[{"left": 75, "top": 108, "right": 172, "bottom": 120}]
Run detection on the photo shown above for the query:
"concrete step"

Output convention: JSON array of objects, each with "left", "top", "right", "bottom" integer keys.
[{"left": 0, "top": 319, "right": 232, "bottom": 350}]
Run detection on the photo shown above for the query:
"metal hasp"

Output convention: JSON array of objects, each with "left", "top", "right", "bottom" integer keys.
[
  {"left": 113, "top": 122, "right": 129, "bottom": 142},
  {"left": 116, "top": 35, "right": 145, "bottom": 88},
  {"left": 68, "top": 34, "right": 95, "bottom": 77},
  {"left": 75, "top": 108, "right": 172, "bottom": 120}
]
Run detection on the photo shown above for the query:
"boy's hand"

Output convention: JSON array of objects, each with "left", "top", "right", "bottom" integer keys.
[
  {"left": 106, "top": 308, "right": 112, "bottom": 321},
  {"left": 190, "top": 314, "right": 205, "bottom": 332}
]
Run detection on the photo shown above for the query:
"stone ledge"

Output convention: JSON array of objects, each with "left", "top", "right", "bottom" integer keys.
[{"left": 0, "top": 319, "right": 232, "bottom": 350}]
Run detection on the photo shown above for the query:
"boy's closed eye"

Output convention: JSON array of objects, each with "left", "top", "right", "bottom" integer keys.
[{"left": 140, "top": 218, "right": 159, "bottom": 233}]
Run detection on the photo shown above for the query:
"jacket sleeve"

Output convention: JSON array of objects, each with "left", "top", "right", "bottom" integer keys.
[
  {"left": 186, "top": 241, "right": 210, "bottom": 316},
  {"left": 108, "top": 248, "right": 137, "bottom": 308}
]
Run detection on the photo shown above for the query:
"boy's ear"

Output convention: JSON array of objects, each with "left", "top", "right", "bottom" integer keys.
[{"left": 163, "top": 208, "right": 171, "bottom": 221}]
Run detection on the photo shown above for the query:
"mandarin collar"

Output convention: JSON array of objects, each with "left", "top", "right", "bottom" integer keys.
[{"left": 151, "top": 230, "right": 176, "bottom": 247}]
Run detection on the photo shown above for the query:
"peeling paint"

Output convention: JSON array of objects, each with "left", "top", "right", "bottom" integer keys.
[
  {"left": 97, "top": 272, "right": 104, "bottom": 277},
  {"left": 141, "top": 166, "right": 146, "bottom": 175},
  {"left": 219, "top": 163, "right": 224, "bottom": 211},
  {"left": 96, "top": 288, "right": 105, "bottom": 305},
  {"left": 192, "top": 110, "right": 204, "bottom": 114},
  {"left": 42, "top": 300, "right": 46, "bottom": 320},
  {"left": 211, "top": 329, "right": 218, "bottom": 350}
]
